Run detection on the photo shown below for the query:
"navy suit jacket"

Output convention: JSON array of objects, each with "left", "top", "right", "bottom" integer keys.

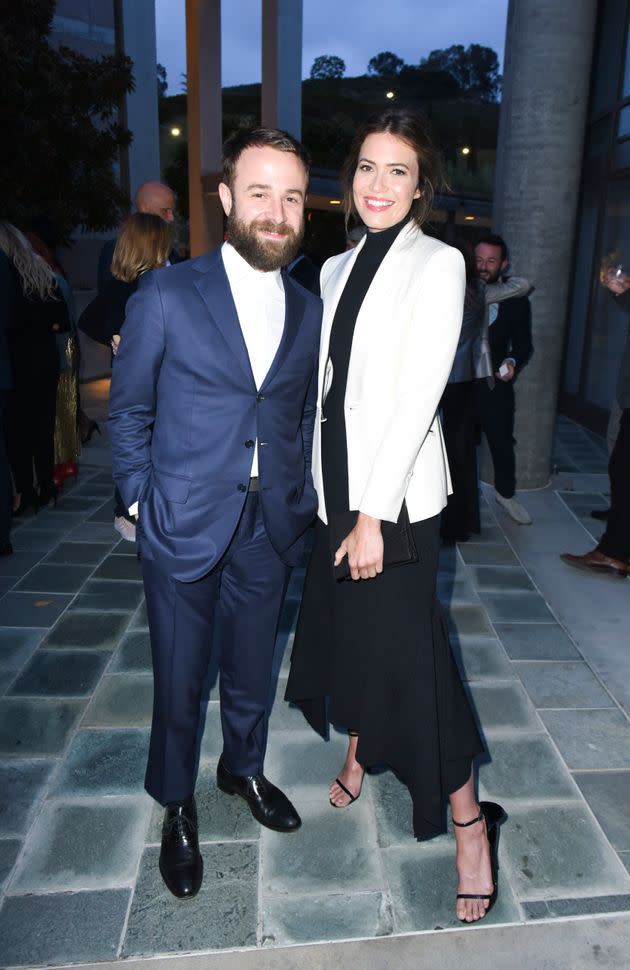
[{"left": 109, "top": 248, "right": 322, "bottom": 581}]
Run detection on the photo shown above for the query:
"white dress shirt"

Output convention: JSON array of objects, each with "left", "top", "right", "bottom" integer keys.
[{"left": 222, "top": 242, "right": 286, "bottom": 476}]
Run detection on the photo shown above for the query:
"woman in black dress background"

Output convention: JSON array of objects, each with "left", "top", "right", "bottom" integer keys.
[{"left": 286, "top": 111, "right": 505, "bottom": 923}]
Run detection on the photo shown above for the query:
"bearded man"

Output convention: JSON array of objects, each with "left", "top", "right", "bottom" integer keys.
[{"left": 109, "top": 128, "right": 322, "bottom": 899}]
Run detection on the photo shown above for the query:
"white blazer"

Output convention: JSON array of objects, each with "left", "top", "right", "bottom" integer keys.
[{"left": 312, "top": 222, "right": 465, "bottom": 525}]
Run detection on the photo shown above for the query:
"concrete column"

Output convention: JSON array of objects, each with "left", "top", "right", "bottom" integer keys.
[
  {"left": 186, "top": 0, "right": 224, "bottom": 255},
  {"left": 492, "top": 0, "right": 597, "bottom": 488},
  {"left": 120, "top": 0, "right": 161, "bottom": 200},
  {"left": 261, "top": 0, "right": 303, "bottom": 139}
]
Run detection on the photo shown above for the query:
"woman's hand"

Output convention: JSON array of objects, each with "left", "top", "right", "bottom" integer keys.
[{"left": 334, "top": 512, "right": 384, "bottom": 581}]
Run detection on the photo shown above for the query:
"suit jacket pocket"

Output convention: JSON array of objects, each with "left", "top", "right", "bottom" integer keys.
[{"left": 152, "top": 468, "right": 192, "bottom": 504}]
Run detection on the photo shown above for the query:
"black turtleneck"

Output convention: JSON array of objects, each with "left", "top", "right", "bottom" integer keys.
[{"left": 322, "top": 216, "right": 410, "bottom": 514}]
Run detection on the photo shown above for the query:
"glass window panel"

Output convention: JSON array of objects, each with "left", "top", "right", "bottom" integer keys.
[
  {"left": 591, "top": 0, "right": 625, "bottom": 115},
  {"left": 585, "top": 116, "right": 612, "bottom": 157},
  {"left": 563, "top": 182, "right": 600, "bottom": 395},
  {"left": 618, "top": 104, "right": 630, "bottom": 141},
  {"left": 583, "top": 179, "right": 630, "bottom": 409},
  {"left": 623, "top": 18, "right": 630, "bottom": 96}
]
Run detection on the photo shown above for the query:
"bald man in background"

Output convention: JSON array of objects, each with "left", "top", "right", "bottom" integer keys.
[{"left": 97, "top": 181, "right": 178, "bottom": 293}]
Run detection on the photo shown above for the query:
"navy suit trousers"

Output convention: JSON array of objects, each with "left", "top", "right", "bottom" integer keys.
[{"left": 142, "top": 491, "right": 290, "bottom": 805}]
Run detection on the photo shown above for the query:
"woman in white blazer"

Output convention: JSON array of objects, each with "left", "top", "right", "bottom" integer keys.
[{"left": 285, "top": 111, "right": 505, "bottom": 923}]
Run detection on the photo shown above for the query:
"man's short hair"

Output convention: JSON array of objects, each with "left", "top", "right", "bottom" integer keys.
[
  {"left": 222, "top": 127, "right": 311, "bottom": 188},
  {"left": 476, "top": 232, "right": 508, "bottom": 263}
]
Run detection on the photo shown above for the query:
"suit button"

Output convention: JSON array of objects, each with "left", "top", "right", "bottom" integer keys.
[
  {"left": 237, "top": 483, "right": 247, "bottom": 492},
  {"left": 257, "top": 393, "right": 265, "bottom": 402},
  {"left": 245, "top": 439, "right": 254, "bottom": 448}
]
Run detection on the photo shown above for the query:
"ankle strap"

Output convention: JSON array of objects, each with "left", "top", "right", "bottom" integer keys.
[{"left": 452, "top": 805, "right": 483, "bottom": 828}]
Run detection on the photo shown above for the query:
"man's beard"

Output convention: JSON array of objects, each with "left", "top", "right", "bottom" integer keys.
[
  {"left": 479, "top": 268, "right": 501, "bottom": 284},
  {"left": 227, "top": 211, "right": 303, "bottom": 272}
]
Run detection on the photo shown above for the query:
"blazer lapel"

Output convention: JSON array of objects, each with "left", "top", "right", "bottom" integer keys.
[
  {"left": 317, "top": 239, "right": 365, "bottom": 404},
  {"left": 192, "top": 250, "right": 256, "bottom": 388},
  {"left": 261, "top": 272, "right": 305, "bottom": 390}
]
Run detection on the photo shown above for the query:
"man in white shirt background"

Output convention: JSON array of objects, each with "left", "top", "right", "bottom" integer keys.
[{"left": 109, "top": 128, "right": 322, "bottom": 900}]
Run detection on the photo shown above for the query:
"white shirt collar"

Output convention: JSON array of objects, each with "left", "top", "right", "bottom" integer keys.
[{"left": 222, "top": 241, "right": 284, "bottom": 293}]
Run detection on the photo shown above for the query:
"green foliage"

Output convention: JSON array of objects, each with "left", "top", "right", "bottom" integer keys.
[
  {"left": 310, "top": 55, "right": 346, "bottom": 80},
  {"left": 0, "top": 0, "right": 134, "bottom": 241},
  {"left": 420, "top": 44, "right": 502, "bottom": 101},
  {"left": 367, "top": 51, "right": 405, "bottom": 77},
  {"left": 157, "top": 62, "right": 168, "bottom": 98}
]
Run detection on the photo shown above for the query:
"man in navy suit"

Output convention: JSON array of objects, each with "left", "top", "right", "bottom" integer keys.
[{"left": 109, "top": 128, "right": 321, "bottom": 899}]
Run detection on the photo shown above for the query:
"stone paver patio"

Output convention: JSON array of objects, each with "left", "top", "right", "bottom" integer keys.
[{"left": 0, "top": 407, "right": 629, "bottom": 968}]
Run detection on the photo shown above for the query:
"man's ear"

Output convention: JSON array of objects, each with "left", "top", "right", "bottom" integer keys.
[
  {"left": 218, "top": 182, "right": 232, "bottom": 217},
  {"left": 501, "top": 259, "right": 509, "bottom": 274}
]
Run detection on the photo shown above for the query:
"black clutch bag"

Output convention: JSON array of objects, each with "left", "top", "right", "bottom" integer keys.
[{"left": 329, "top": 502, "right": 418, "bottom": 581}]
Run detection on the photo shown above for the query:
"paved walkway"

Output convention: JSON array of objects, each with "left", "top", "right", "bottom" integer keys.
[{"left": 0, "top": 401, "right": 629, "bottom": 969}]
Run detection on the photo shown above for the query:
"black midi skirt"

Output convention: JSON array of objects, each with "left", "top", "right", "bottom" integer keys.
[{"left": 285, "top": 513, "right": 484, "bottom": 839}]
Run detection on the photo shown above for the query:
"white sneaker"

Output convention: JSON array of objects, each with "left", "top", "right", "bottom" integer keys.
[
  {"left": 495, "top": 492, "right": 532, "bottom": 525},
  {"left": 114, "top": 516, "right": 137, "bottom": 542}
]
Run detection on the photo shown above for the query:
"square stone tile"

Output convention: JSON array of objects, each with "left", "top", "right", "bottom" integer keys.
[
  {"left": 123, "top": 843, "right": 258, "bottom": 955},
  {"left": 88, "top": 500, "right": 117, "bottom": 522},
  {"left": 113, "top": 538, "right": 140, "bottom": 556},
  {"left": 479, "top": 591, "right": 555, "bottom": 624},
  {"left": 10, "top": 796, "right": 151, "bottom": 892},
  {"left": 0, "top": 549, "right": 45, "bottom": 576},
  {"left": 72, "top": 579, "right": 144, "bottom": 612},
  {"left": 478, "top": 735, "right": 578, "bottom": 801},
  {"left": 450, "top": 636, "right": 515, "bottom": 683},
  {"left": 371, "top": 768, "right": 428, "bottom": 848},
  {"left": 263, "top": 799, "right": 382, "bottom": 895},
  {"left": 42, "top": 611, "right": 130, "bottom": 650},
  {"left": 522, "top": 894, "right": 630, "bottom": 919},
  {"left": 82, "top": 673, "right": 153, "bottom": 727},
  {"left": 0, "top": 629, "right": 43, "bottom": 671},
  {"left": 15, "top": 563, "right": 94, "bottom": 593},
  {"left": 264, "top": 730, "right": 352, "bottom": 803},
  {"left": 469, "top": 565, "right": 535, "bottom": 592},
  {"left": 0, "top": 889, "right": 130, "bottom": 966},
  {"left": 55, "top": 495, "right": 102, "bottom": 513},
  {"left": 0, "top": 697, "right": 85, "bottom": 757},
  {"left": 437, "top": 576, "right": 479, "bottom": 605},
  {"left": 0, "top": 839, "right": 21, "bottom": 891},
  {"left": 494, "top": 623, "right": 580, "bottom": 660},
  {"left": 382, "top": 842, "right": 520, "bottom": 932},
  {"left": 109, "top": 631, "right": 152, "bottom": 672},
  {"left": 459, "top": 543, "right": 520, "bottom": 566},
  {"left": 0, "top": 592, "right": 73, "bottom": 627},
  {"left": 447, "top": 604, "right": 494, "bottom": 639},
  {"left": 93, "top": 555, "right": 143, "bottom": 582},
  {"left": 51, "top": 728, "right": 149, "bottom": 796},
  {"left": 198, "top": 702, "right": 223, "bottom": 761},
  {"left": 465, "top": 683, "right": 541, "bottom": 734},
  {"left": 263, "top": 891, "right": 393, "bottom": 945},
  {"left": 540, "top": 710, "right": 630, "bottom": 770},
  {"left": 146, "top": 762, "right": 259, "bottom": 843},
  {"left": 0, "top": 574, "right": 18, "bottom": 596},
  {"left": 0, "top": 760, "right": 54, "bottom": 837},
  {"left": 573, "top": 772, "right": 630, "bottom": 851},
  {"left": 472, "top": 525, "right": 507, "bottom": 544},
  {"left": 45, "top": 542, "right": 109, "bottom": 565},
  {"left": 501, "top": 802, "right": 630, "bottom": 899},
  {"left": 513, "top": 662, "right": 614, "bottom": 709},
  {"left": 67, "top": 522, "right": 119, "bottom": 543},
  {"left": 620, "top": 853, "right": 630, "bottom": 875},
  {"left": 8, "top": 649, "right": 110, "bottom": 697},
  {"left": 129, "top": 599, "right": 149, "bottom": 629}
]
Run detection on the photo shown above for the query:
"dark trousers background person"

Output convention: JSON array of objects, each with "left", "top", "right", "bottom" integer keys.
[
  {"left": 6, "top": 355, "right": 59, "bottom": 508},
  {"left": 0, "top": 392, "right": 11, "bottom": 550},
  {"left": 440, "top": 380, "right": 480, "bottom": 541},
  {"left": 475, "top": 379, "right": 515, "bottom": 499},
  {"left": 597, "top": 408, "right": 630, "bottom": 563}
]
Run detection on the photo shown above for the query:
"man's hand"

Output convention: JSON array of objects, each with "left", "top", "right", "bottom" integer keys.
[
  {"left": 603, "top": 271, "right": 630, "bottom": 295},
  {"left": 334, "top": 512, "right": 384, "bottom": 581},
  {"left": 111, "top": 334, "right": 121, "bottom": 356},
  {"left": 495, "top": 359, "right": 515, "bottom": 382}
]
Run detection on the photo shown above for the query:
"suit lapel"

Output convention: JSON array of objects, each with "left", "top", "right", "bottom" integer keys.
[
  {"left": 193, "top": 250, "right": 256, "bottom": 388},
  {"left": 261, "top": 272, "right": 305, "bottom": 390}
]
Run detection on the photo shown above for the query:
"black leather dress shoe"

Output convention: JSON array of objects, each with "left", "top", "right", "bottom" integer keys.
[
  {"left": 217, "top": 758, "right": 301, "bottom": 832},
  {"left": 159, "top": 795, "right": 203, "bottom": 899}
]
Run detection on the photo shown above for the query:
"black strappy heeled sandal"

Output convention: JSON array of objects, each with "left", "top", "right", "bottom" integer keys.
[
  {"left": 453, "top": 801, "right": 507, "bottom": 919},
  {"left": 330, "top": 730, "right": 363, "bottom": 808}
]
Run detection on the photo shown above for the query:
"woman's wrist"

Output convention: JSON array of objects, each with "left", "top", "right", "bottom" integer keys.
[{"left": 357, "top": 511, "right": 382, "bottom": 532}]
